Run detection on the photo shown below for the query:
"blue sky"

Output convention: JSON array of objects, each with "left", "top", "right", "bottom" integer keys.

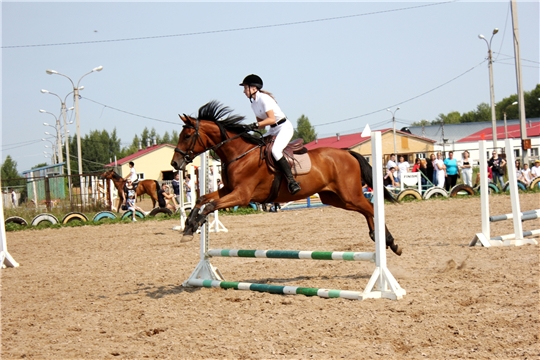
[{"left": 1, "top": 0, "right": 539, "bottom": 172}]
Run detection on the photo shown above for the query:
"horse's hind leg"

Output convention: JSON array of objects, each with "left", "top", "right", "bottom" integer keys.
[{"left": 319, "top": 191, "right": 401, "bottom": 256}]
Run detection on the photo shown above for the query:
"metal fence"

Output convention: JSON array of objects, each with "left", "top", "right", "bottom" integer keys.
[{"left": 2, "top": 173, "right": 114, "bottom": 212}]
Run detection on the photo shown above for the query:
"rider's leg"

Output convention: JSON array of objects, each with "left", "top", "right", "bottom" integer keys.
[
  {"left": 270, "top": 121, "right": 301, "bottom": 195},
  {"left": 276, "top": 157, "right": 301, "bottom": 194}
]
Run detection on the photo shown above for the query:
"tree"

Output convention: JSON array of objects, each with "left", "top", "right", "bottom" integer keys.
[
  {"left": 293, "top": 115, "right": 317, "bottom": 144},
  {"left": 1, "top": 155, "right": 24, "bottom": 188},
  {"left": 161, "top": 131, "right": 171, "bottom": 145},
  {"left": 432, "top": 111, "right": 461, "bottom": 125},
  {"left": 411, "top": 119, "right": 431, "bottom": 126}
]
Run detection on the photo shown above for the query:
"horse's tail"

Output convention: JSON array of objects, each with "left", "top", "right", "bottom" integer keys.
[
  {"left": 153, "top": 180, "right": 160, "bottom": 196},
  {"left": 348, "top": 151, "right": 398, "bottom": 204}
]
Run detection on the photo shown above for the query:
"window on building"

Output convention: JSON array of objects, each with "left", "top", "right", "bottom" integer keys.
[
  {"left": 416, "top": 153, "right": 426, "bottom": 159},
  {"left": 401, "top": 137, "right": 409, "bottom": 150},
  {"left": 138, "top": 173, "right": 145, "bottom": 180},
  {"left": 514, "top": 149, "right": 520, "bottom": 159},
  {"left": 530, "top": 147, "right": 539, "bottom": 157}
]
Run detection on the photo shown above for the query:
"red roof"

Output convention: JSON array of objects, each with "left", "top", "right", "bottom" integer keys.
[
  {"left": 104, "top": 144, "right": 175, "bottom": 167},
  {"left": 305, "top": 132, "right": 370, "bottom": 150},
  {"left": 305, "top": 128, "right": 435, "bottom": 150},
  {"left": 458, "top": 122, "right": 540, "bottom": 142}
]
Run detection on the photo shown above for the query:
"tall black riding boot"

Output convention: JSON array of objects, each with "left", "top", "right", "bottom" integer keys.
[{"left": 276, "top": 157, "right": 301, "bottom": 195}]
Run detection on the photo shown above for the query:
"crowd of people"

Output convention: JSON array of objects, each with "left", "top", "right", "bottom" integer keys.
[{"left": 384, "top": 151, "right": 540, "bottom": 191}]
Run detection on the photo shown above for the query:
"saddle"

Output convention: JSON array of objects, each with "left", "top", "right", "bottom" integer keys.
[{"left": 264, "top": 137, "right": 312, "bottom": 175}]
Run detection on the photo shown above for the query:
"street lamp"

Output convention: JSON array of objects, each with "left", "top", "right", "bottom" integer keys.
[
  {"left": 42, "top": 138, "right": 57, "bottom": 163},
  {"left": 39, "top": 110, "right": 63, "bottom": 163},
  {"left": 41, "top": 89, "right": 76, "bottom": 198},
  {"left": 478, "top": 28, "right": 499, "bottom": 151},
  {"left": 386, "top": 107, "right": 400, "bottom": 155},
  {"left": 45, "top": 66, "right": 103, "bottom": 206},
  {"left": 45, "top": 66, "right": 103, "bottom": 177},
  {"left": 503, "top": 101, "right": 518, "bottom": 139}
]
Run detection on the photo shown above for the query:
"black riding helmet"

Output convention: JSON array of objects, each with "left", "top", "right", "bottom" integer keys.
[{"left": 239, "top": 74, "right": 263, "bottom": 90}]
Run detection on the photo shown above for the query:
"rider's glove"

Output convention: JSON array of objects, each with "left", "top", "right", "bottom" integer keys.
[{"left": 247, "top": 122, "right": 259, "bottom": 131}]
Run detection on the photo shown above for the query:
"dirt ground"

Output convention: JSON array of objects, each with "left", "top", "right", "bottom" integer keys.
[{"left": 1, "top": 193, "right": 539, "bottom": 359}]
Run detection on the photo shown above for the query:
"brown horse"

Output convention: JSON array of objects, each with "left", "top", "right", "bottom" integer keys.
[
  {"left": 99, "top": 169, "right": 160, "bottom": 212},
  {"left": 170, "top": 101, "right": 401, "bottom": 255}
]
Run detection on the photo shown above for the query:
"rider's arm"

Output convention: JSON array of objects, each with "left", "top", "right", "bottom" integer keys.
[{"left": 255, "top": 110, "right": 277, "bottom": 128}]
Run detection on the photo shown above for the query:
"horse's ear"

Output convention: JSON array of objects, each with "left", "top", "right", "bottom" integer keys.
[{"left": 179, "top": 114, "right": 196, "bottom": 125}]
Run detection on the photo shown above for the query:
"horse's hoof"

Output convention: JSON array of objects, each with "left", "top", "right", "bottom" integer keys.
[
  {"left": 390, "top": 243, "right": 402, "bottom": 256},
  {"left": 180, "top": 235, "right": 194, "bottom": 243}
]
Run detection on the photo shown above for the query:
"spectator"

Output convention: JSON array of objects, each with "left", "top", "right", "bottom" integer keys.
[
  {"left": 412, "top": 158, "right": 421, "bottom": 172},
  {"left": 384, "top": 167, "right": 399, "bottom": 188},
  {"left": 172, "top": 172, "right": 181, "bottom": 205},
  {"left": 397, "top": 155, "right": 409, "bottom": 184},
  {"left": 124, "top": 179, "right": 144, "bottom": 222},
  {"left": 434, "top": 152, "right": 446, "bottom": 188},
  {"left": 459, "top": 151, "right": 473, "bottom": 187},
  {"left": 521, "top": 163, "right": 532, "bottom": 185},
  {"left": 386, "top": 153, "right": 398, "bottom": 172},
  {"left": 531, "top": 160, "right": 540, "bottom": 179},
  {"left": 158, "top": 183, "right": 178, "bottom": 211},
  {"left": 444, "top": 151, "right": 459, "bottom": 191},
  {"left": 419, "top": 159, "right": 430, "bottom": 186},
  {"left": 9, "top": 188, "right": 16, "bottom": 208},
  {"left": 184, "top": 174, "right": 194, "bottom": 205},
  {"left": 428, "top": 153, "right": 436, "bottom": 185},
  {"left": 487, "top": 151, "right": 506, "bottom": 189}
]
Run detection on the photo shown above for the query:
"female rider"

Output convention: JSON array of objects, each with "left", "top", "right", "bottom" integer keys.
[{"left": 239, "top": 74, "right": 301, "bottom": 195}]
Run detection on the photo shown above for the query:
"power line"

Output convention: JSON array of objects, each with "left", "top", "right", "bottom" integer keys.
[
  {"left": 82, "top": 97, "right": 179, "bottom": 125},
  {"left": 2, "top": 1, "right": 458, "bottom": 49},
  {"left": 313, "top": 59, "right": 487, "bottom": 128}
]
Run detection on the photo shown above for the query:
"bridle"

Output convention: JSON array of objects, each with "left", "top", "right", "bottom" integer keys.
[{"left": 174, "top": 117, "right": 260, "bottom": 166}]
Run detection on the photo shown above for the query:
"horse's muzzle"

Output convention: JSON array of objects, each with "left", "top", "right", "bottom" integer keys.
[{"left": 170, "top": 157, "right": 186, "bottom": 171}]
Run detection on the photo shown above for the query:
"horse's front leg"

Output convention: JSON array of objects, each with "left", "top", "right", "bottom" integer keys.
[
  {"left": 181, "top": 190, "right": 225, "bottom": 242},
  {"left": 180, "top": 189, "right": 251, "bottom": 243}
]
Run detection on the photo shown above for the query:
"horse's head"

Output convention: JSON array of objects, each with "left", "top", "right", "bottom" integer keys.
[
  {"left": 171, "top": 101, "right": 248, "bottom": 171},
  {"left": 99, "top": 169, "right": 113, "bottom": 179}
]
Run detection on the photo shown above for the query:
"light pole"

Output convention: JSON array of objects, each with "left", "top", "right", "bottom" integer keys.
[
  {"left": 42, "top": 138, "right": 57, "bottom": 164},
  {"left": 46, "top": 66, "right": 103, "bottom": 207},
  {"left": 39, "top": 110, "right": 63, "bottom": 163},
  {"left": 45, "top": 66, "right": 103, "bottom": 177},
  {"left": 386, "top": 107, "right": 400, "bottom": 155},
  {"left": 503, "top": 101, "right": 518, "bottom": 139},
  {"left": 41, "top": 89, "right": 75, "bottom": 199},
  {"left": 478, "top": 28, "right": 499, "bottom": 151}
]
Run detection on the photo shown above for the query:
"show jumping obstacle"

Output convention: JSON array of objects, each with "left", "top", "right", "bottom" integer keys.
[
  {"left": 183, "top": 130, "right": 406, "bottom": 301},
  {"left": 470, "top": 139, "right": 539, "bottom": 247},
  {"left": 0, "top": 196, "right": 19, "bottom": 269}
]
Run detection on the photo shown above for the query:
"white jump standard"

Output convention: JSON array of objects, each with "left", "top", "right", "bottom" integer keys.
[
  {"left": 182, "top": 130, "right": 406, "bottom": 301},
  {"left": 471, "top": 139, "right": 539, "bottom": 248}
]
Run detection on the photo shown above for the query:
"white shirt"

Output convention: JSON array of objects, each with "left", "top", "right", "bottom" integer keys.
[
  {"left": 521, "top": 168, "right": 532, "bottom": 184},
  {"left": 386, "top": 160, "right": 397, "bottom": 170},
  {"left": 397, "top": 161, "right": 409, "bottom": 177},
  {"left": 250, "top": 92, "right": 286, "bottom": 123},
  {"left": 531, "top": 165, "right": 540, "bottom": 178},
  {"left": 129, "top": 167, "right": 138, "bottom": 182}
]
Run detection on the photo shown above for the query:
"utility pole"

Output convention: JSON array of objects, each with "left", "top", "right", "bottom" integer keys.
[{"left": 510, "top": 0, "right": 528, "bottom": 165}]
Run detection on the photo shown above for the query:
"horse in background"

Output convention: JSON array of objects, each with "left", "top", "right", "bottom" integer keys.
[{"left": 99, "top": 169, "right": 159, "bottom": 212}]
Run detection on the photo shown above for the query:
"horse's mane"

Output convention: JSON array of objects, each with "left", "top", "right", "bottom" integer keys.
[
  {"left": 196, "top": 100, "right": 263, "bottom": 144},
  {"left": 106, "top": 169, "right": 123, "bottom": 181}
]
